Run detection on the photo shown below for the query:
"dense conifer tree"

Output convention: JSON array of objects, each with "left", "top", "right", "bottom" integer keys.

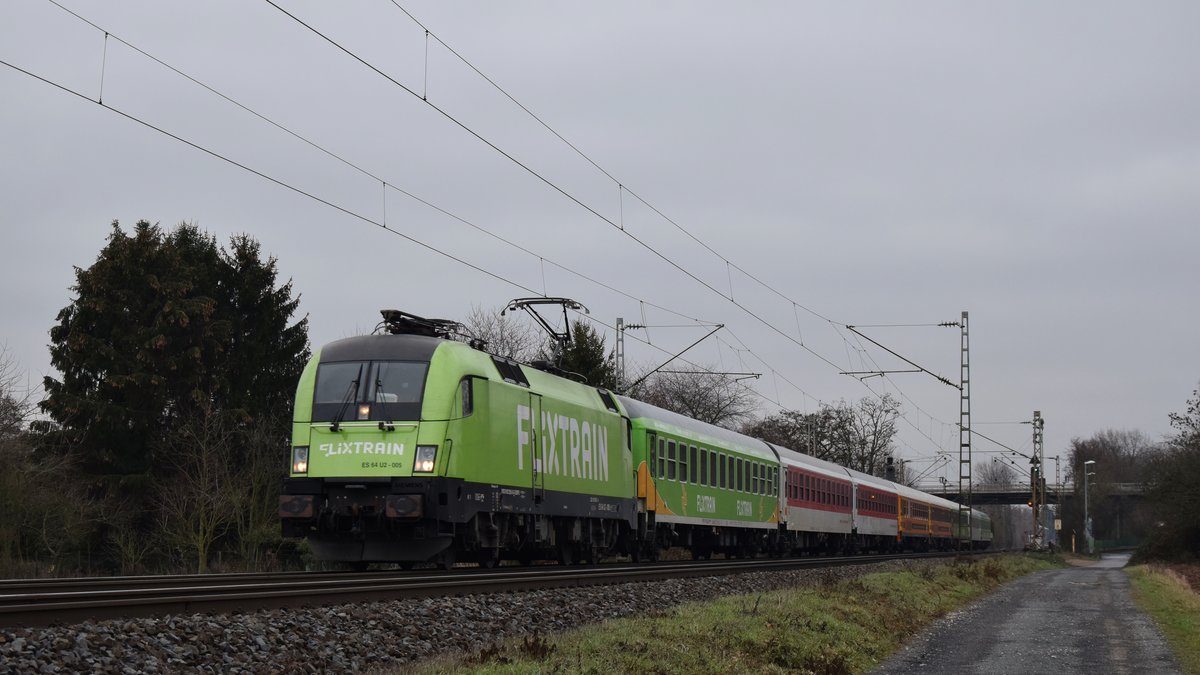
[
  {"left": 556, "top": 321, "right": 618, "bottom": 390},
  {"left": 41, "top": 221, "right": 309, "bottom": 487}
]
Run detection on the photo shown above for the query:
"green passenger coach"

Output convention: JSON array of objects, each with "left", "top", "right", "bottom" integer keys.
[{"left": 620, "top": 397, "right": 781, "bottom": 559}]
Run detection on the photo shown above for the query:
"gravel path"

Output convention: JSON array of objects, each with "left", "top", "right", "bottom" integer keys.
[
  {"left": 0, "top": 558, "right": 937, "bottom": 673},
  {"left": 871, "top": 553, "right": 1180, "bottom": 675}
]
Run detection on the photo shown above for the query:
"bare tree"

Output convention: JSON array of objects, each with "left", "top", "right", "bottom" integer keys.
[
  {"left": 743, "top": 395, "right": 900, "bottom": 476},
  {"left": 976, "top": 458, "right": 1017, "bottom": 486},
  {"left": 105, "top": 494, "right": 158, "bottom": 575},
  {"left": 229, "top": 420, "right": 286, "bottom": 569},
  {"left": 974, "top": 459, "right": 1020, "bottom": 549},
  {"left": 0, "top": 344, "right": 33, "bottom": 437},
  {"left": 157, "top": 412, "right": 239, "bottom": 573},
  {"left": 460, "top": 304, "right": 540, "bottom": 362},
  {"left": 845, "top": 394, "right": 900, "bottom": 475},
  {"left": 632, "top": 367, "right": 759, "bottom": 429},
  {"left": 0, "top": 346, "right": 99, "bottom": 576}
]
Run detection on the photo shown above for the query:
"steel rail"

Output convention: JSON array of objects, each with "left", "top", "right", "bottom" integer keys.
[{"left": 1, "top": 551, "right": 987, "bottom": 628}]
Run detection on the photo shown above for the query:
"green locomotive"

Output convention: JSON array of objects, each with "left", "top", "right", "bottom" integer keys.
[{"left": 281, "top": 311, "right": 642, "bottom": 568}]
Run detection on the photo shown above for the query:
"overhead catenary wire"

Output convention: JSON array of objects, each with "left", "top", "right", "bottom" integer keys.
[
  {"left": 260, "top": 0, "right": 864, "bottom": 381},
  {"left": 6, "top": 11, "right": 799, "bottom": 433},
  {"left": 0, "top": 58, "right": 547, "bottom": 297},
  {"left": 269, "top": 0, "right": 962, "bottom": 468},
  {"left": 34, "top": 2, "right": 960, "bottom": 469},
  {"left": 37, "top": 0, "right": 721, "bottom": 332},
  {"left": 374, "top": 0, "right": 970, "bottom": 457}
]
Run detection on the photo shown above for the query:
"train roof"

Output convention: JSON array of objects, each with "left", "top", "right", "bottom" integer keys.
[
  {"left": 772, "top": 444, "right": 853, "bottom": 480},
  {"left": 617, "top": 395, "right": 776, "bottom": 461},
  {"left": 318, "top": 333, "right": 445, "bottom": 363}
]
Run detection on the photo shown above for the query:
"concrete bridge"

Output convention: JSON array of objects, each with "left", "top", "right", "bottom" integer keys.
[{"left": 910, "top": 482, "right": 1148, "bottom": 505}]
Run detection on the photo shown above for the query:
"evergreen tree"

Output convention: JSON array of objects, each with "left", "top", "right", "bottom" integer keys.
[
  {"left": 42, "top": 221, "right": 309, "bottom": 486},
  {"left": 556, "top": 321, "right": 618, "bottom": 390}
]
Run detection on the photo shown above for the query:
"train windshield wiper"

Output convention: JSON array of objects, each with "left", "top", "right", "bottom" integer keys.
[
  {"left": 329, "top": 364, "right": 363, "bottom": 432},
  {"left": 373, "top": 377, "right": 395, "bottom": 431}
]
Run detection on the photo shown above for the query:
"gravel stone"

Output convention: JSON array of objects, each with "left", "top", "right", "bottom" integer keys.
[{"left": 0, "top": 558, "right": 939, "bottom": 673}]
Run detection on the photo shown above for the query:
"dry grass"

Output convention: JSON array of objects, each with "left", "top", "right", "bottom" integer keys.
[
  {"left": 1129, "top": 564, "right": 1200, "bottom": 674},
  {"left": 408, "top": 554, "right": 1061, "bottom": 675}
]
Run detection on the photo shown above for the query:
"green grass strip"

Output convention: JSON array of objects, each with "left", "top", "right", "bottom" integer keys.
[
  {"left": 415, "top": 554, "right": 1061, "bottom": 675},
  {"left": 1128, "top": 565, "right": 1200, "bottom": 675}
]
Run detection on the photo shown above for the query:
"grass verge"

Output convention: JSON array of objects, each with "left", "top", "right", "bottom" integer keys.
[
  {"left": 412, "top": 554, "right": 1061, "bottom": 675},
  {"left": 1128, "top": 564, "right": 1200, "bottom": 674}
]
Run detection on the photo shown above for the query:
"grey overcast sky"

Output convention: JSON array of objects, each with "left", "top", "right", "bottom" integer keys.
[{"left": 2, "top": 1, "right": 1197, "bottom": 482}]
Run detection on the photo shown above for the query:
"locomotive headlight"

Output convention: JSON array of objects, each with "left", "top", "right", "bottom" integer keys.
[
  {"left": 413, "top": 445, "right": 437, "bottom": 473},
  {"left": 292, "top": 446, "right": 309, "bottom": 474}
]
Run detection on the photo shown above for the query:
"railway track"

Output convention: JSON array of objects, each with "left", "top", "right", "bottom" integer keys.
[{"left": 1, "top": 551, "right": 982, "bottom": 628}]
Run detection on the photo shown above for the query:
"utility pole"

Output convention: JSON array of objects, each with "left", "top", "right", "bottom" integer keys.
[
  {"left": 959, "top": 311, "right": 971, "bottom": 548},
  {"left": 1030, "top": 410, "right": 1044, "bottom": 549},
  {"left": 616, "top": 317, "right": 625, "bottom": 393}
]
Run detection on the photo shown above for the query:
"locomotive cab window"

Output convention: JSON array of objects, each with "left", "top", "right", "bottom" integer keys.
[
  {"left": 459, "top": 378, "right": 474, "bottom": 416},
  {"left": 313, "top": 360, "right": 427, "bottom": 421}
]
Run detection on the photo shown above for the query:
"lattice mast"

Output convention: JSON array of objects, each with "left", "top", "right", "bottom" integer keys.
[
  {"left": 958, "top": 311, "right": 972, "bottom": 547},
  {"left": 1031, "top": 410, "right": 1045, "bottom": 547}
]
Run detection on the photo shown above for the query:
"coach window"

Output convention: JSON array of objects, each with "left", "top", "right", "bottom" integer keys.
[
  {"left": 657, "top": 438, "right": 666, "bottom": 479},
  {"left": 648, "top": 433, "right": 656, "bottom": 476},
  {"left": 690, "top": 446, "right": 698, "bottom": 484},
  {"left": 734, "top": 458, "right": 741, "bottom": 492},
  {"left": 699, "top": 448, "right": 708, "bottom": 486},
  {"left": 667, "top": 441, "right": 677, "bottom": 481}
]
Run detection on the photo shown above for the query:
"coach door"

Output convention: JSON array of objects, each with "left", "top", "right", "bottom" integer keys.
[
  {"left": 530, "top": 393, "right": 545, "bottom": 504},
  {"left": 641, "top": 432, "right": 657, "bottom": 513}
]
